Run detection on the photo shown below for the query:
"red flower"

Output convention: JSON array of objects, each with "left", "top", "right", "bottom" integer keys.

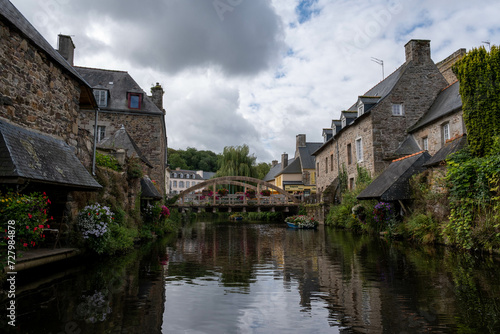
[
  {"left": 50, "top": 216, "right": 53, "bottom": 220},
  {"left": 23, "top": 243, "right": 27, "bottom": 247},
  {"left": 38, "top": 225, "right": 44, "bottom": 229},
  {"left": 47, "top": 224, "right": 50, "bottom": 229},
  {"left": 26, "top": 226, "right": 29, "bottom": 229},
  {"left": 34, "top": 227, "right": 37, "bottom": 231},
  {"left": 42, "top": 235, "right": 45, "bottom": 238},
  {"left": 47, "top": 199, "right": 51, "bottom": 204},
  {"left": 43, "top": 192, "right": 46, "bottom": 195},
  {"left": 28, "top": 213, "right": 32, "bottom": 219}
]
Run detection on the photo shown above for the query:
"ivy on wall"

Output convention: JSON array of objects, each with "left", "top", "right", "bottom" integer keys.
[{"left": 452, "top": 45, "right": 500, "bottom": 157}]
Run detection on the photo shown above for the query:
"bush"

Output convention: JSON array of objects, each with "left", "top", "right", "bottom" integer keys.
[
  {"left": 77, "top": 203, "right": 115, "bottom": 254},
  {"left": 96, "top": 152, "right": 121, "bottom": 171},
  {"left": 0, "top": 191, "right": 53, "bottom": 248},
  {"left": 404, "top": 213, "right": 440, "bottom": 244}
]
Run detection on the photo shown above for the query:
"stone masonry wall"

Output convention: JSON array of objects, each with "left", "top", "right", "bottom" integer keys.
[
  {"left": 0, "top": 20, "right": 82, "bottom": 150},
  {"left": 79, "top": 110, "right": 166, "bottom": 194},
  {"left": 411, "top": 110, "right": 465, "bottom": 156}
]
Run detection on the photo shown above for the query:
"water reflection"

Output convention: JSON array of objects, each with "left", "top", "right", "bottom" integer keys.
[{"left": 2, "top": 221, "right": 500, "bottom": 333}]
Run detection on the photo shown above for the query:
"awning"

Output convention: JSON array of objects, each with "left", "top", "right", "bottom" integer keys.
[
  {"left": 0, "top": 120, "right": 101, "bottom": 190},
  {"left": 357, "top": 151, "right": 430, "bottom": 201},
  {"left": 140, "top": 176, "right": 162, "bottom": 200}
]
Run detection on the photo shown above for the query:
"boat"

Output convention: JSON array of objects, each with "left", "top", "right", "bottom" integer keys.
[
  {"left": 285, "top": 215, "right": 318, "bottom": 229},
  {"left": 229, "top": 214, "right": 243, "bottom": 221}
]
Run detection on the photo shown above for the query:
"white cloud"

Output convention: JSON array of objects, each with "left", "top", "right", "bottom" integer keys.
[{"left": 9, "top": 0, "right": 500, "bottom": 163}]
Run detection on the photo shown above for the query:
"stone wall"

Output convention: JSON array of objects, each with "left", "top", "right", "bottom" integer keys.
[
  {"left": 0, "top": 19, "right": 82, "bottom": 151},
  {"left": 436, "top": 48, "right": 466, "bottom": 85},
  {"left": 79, "top": 110, "right": 166, "bottom": 193},
  {"left": 411, "top": 110, "right": 465, "bottom": 155}
]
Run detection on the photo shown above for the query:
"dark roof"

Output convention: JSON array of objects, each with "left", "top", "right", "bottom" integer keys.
[
  {"left": 283, "top": 181, "right": 303, "bottom": 185},
  {"left": 140, "top": 176, "right": 162, "bottom": 199},
  {"left": 357, "top": 151, "right": 431, "bottom": 201},
  {"left": 75, "top": 67, "right": 163, "bottom": 114},
  {"left": 264, "top": 159, "right": 294, "bottom": 181},
  {"left": 348, "top": 65, "right": 406, "bottom": 111},
  {"left": 279, "top": 157, "right": 302, "bottom": 175},
  {"left": 98, "top": 126, "right": 152, "bottom": 167},
  {"left": 298, "top": 143, "right": 322, "bottom": 169},
  {"left": 409, "top": 81, "right": 462, "bottom": 132},
  {"left": 424, "top": 135, "right": 468, "bottom": 167},
  {"left": 0, "top": 120, "right": 101, "bottom": 190},
  {"left": 170, "top": 169, "right": 204, "bottom": 180},
  {"left": 393, "top": 136, "right": 421, "bottom": 157},
  {"left": 0, "top": 0, "right": 92, "bottom": 90}
]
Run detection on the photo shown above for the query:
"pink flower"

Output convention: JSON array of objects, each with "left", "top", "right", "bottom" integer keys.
[
  {"left": 34, "top": 227, "right": 37, "bottom": 231},
  {"left": 23, "top": 243, "right": 27, "bottom": 247},
  {"left": 26, "top": 226, "right": 29, "bottom": 229}
]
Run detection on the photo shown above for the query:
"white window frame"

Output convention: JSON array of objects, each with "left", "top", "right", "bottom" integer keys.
[
  {"left": 442, "top": 123, "right": 450, "bottom": 143},
  {"left": 392, "top": 103, "right": 404, "bottom": 116},
  {"left": 423, "top": 137, "right": 428, "bottom": 151},
  {"left": 357, "top": 103, "right": 364, "bottom": 117},
  {"left": 341, "top": 115, "right": 346, "bottom": 128},
  {"left": 355, "top": 137, "right": 363, "bottom": 162},
  {"left": 93, "top": 89, "right": 108, "bottom": 108},
  {"left": 186, "top": 181, "right": 190, "bottom": 188},
  {"left": 94, "top": 125, "right": 106, "bottom": 142},
  {"left": 173, "top": 181, "right": 177, "bottom": 188}
]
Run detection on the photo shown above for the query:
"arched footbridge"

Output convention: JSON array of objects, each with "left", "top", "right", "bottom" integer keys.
[{"left": 173, "top": 176, "right": 300, "bottom": 213}]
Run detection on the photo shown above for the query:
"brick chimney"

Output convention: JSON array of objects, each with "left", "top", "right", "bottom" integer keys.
[
  {"left": 405, "top": 39, "right": 431, "bottom": 64},
  {"left": 272, "top": 160, "right": 278, "bottom": 167},
  {"left": 296, "top": 134, "right": 306, "bottom": 148},
  {"left": 151, "top": 83, "right": 164, "bottom": 113},
  {"left": 57, "top": 34, "right": 75, "bottom": 66},
  {"left": 281, "top": 153, "right": 288, "bottom": 170}
]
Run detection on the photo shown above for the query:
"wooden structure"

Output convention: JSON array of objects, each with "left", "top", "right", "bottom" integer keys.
[{"left": 174, "top": 176, "right": 300, "bottom": 213}]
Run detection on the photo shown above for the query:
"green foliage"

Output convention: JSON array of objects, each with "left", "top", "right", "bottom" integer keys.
[
  {"left": 96, "top": 152, "right": 121, "bottom": 171},
  {"left": 168, "top": 147, "right": 219, "bottom": 172},
  {"left": 404, "top": 214, "right": 440, "bottom": 244},
  {"left": 255, "top": 162, "right": 272, "bottom": 180},
  {"left": 338, "top": 164, "right": 348, "bottom": 195},
  {"left": 141, "top": 202, "right": 175, "bottom": 238},
  {"left": 355, "top": 164, "right": 372, "bottom": 187},
  {"left": 453, "top": 45, "right": 500, "bottom": 157},
  {"left": 127, "top": 157, "right": 143, "bottom": 179},
  {"left": 216, "top": 144, "right": 258, "bottom": 178},
  {"left": 0, "top": 191, "right": 53, "bottom": 248},
  {"left": 444, "top": 144, "right": 500, "bottom": 250}
]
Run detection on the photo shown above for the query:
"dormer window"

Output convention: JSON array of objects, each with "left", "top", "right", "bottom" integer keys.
[
  {"left": 128, "top": 92, "right": 142, "bottom": 109},
  {"left": 341, "top": 116, "right": 346, "bottom": 128},
  {"left": 357, "top": 103, "right": 364, "bottom": 117},
  {"left": 93, "top": 89, "right": 108, "bottom": 108}
]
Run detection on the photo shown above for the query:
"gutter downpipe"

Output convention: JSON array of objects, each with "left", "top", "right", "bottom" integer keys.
[{"left": 92, "top": 107, "right": 100, "bottom": 175}]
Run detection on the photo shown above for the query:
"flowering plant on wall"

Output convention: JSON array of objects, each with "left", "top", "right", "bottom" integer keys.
[
  {"left": 78, "top": 203, "right": 115, "bottom": 254},
  {"left": 245, "top": 189, "right": 256, "bottom": 198},
  {"left": 0, "top": 191, "right": 53, "bottom": 248},
  {"left": 260, "top": 189, "right": 271, "bottom": 196},
  {"left": 373, "top": 202, "right": 393, "bottom": 224},
  {"left": 217, "top": 188, "right": 229, "bottom": 196}
]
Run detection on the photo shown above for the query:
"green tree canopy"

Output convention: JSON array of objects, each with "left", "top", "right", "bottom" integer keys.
[
  {"left": 216, "top": 144, "right": 258, "bottom": 178},
  {"left": 168, "top": 147, "right": 218, "bottom": 172},
  {"left": 453, "top": 45, "right": 500, "bottom": 157}
]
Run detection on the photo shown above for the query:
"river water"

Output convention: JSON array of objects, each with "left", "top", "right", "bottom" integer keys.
[{"left": 3, "top": 220, "right": 500, "bottom": 333}]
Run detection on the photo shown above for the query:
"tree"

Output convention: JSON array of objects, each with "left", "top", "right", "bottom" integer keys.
[
  {"left": 167, "top": 147, "right": 218, "bottom": 171},
  {"left": 453, "top": 45, "right": 500, "bottom": 157},
  {"left": 255, "top": 162, "right": 271, "bottom": 180},
  {"left": 216, "top": 144, "right": 257, "bottom": 178}
]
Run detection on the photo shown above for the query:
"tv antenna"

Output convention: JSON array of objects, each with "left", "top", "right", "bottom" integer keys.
[
  {"left": 482, "top": 40, "right": 491, "bottom": 51},
  {"left": 371, "top": 57, "right": 384, "bottom": 80}
]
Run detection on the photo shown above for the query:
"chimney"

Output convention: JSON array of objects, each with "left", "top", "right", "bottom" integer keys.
[
  {"left": 57, "top": 34, "right": 75, "bottom": 66},
  {"left": 296, "top": 134, "right": 306, "bottom": 148},
  {"left": 405, "top": 39, "right": 431, "bottom": 64},
  {"left": 281, "top": 153, "right": 288, "bottom": 170},
  {"left": 272, "top": 160, "right": 278, "bottom": 167},
  {"left": 151, "top": 83, "right": 164, "bottom": 113}
]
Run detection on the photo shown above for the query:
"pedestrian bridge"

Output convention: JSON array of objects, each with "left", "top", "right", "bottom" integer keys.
[{"left": 173, "top": 176, "right": 300, "bottom": 213}]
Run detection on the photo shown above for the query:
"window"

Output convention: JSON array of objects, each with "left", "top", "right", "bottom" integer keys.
[
  {"left": 442, "top": 123, "right": 450, "bottom": 143},
  {"left": 355, "top": 138, "right": 363, "bottom": 162},
  {"left": 325, "top": 157, "right": 328, "bottom": 173},
  {"left": 392, "top": 103, "right": 404, "bottom": 116},
  {"left": 179, "top": 181, "right": 184, "bottom": 188},
  {"left": 173, "top": 181, "right": 177, "bottom": 187},
  {"left": 173, "top": 173, "right": 177, "bottom": 178},
  {"left": 128, "top": 93, "right": 142, "bottom": 109},
  {"left": 357, "top": 103, "right": 364, "bottom": 117},
  {"left": 93, "top": 90, "right": 108, "bottom": 108},
  {"left": 95, "top": 125, "right": 106, "bottom": 142},
  {"left": 341, "top": 116, "right": 346, "bottom": 128},
  {"left": 423, "top": 137, "right": 428, "bottom": 151},
  {"left": 316, "top": 162, "right": 320, "bottom": 177},
  {"left": 330, "top": 154, "right": 334, "bottom": 172},
  {"left": 347, "top": 144, "right": 352, "bottom": 165},
  {"left": 186, "top": 181, "right": 190, "bottom": 188},
  {"left": 349, "top": 178, "right": 354, "bottom": 190}
]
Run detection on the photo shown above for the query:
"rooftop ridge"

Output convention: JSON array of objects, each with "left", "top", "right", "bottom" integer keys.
[
  {"left": 74, "top": 66, "right": 128, "bottom": 74},
  {"left": 440, "top": 79, "right": 459, "bottom": 92},
  {"left": 392, "top": 150, "right": 426, "bottom": 163}
]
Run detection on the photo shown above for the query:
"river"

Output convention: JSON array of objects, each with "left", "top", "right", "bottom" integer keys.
[{"left": 2, "top": 220, "right": 500, "bottom": 333}]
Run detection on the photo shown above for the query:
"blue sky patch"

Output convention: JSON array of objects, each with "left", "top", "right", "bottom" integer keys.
[{"left": 296, "top": 0, "right": 320, "bottom": 24}]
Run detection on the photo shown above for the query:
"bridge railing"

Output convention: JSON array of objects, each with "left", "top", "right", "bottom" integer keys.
[{"left": 178, "top": 193, "right": 290, "bottom": 206}]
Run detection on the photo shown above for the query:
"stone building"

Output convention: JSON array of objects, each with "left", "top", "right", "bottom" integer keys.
[
  {"left": 0, "top": 0, "right": 101, "bottom": 222},
  {"left": 168, "top": 168, "right": 213, "bottom": 195},
  {"left": 56, "top": 35, "right": 168, "bottom": 194},
  {"left": 313, "top": 40, "right": 457, "bottom": 198}
]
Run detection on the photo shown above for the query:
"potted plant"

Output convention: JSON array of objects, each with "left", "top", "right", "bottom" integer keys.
[
  {"left": 260, "top": 189, "right": 271, "bottom": 196},
  {"left": 217, "top": 188, "right": 229, "bottom": 196}
]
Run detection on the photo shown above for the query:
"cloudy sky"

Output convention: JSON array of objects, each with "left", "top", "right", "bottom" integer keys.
[{"left": 10, "top": 0, "right": 500, "bottom": 162}]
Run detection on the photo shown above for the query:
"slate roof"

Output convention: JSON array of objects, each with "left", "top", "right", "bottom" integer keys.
[
  {"left": 409, "top": 81, "right": 462, "bottom": 132},
  {"left": 298, "top": 142, "right": 322, "bottom": 169},
  {"left": 357, "top": 151, "right": 430, "bottom": 201},
  {"left": 424, "top": 135, "right": 467, "bottom": 167},
  {"left": 263, "top": 159, "right": 293, "bottom": 181},
  {"left": 0, "top": 120, "right": 101, "bottom": 189},
  {"left": 170, "top": 169, "right": 204, "bottom": 180},
  {"left": 393, "top": 136, "right": 421, "bottom": 157},
  {"left": 0, "top": 0, "right": 92, "bottom": 91},
  {"left": 98, "top": 126, "right": 152, "bottom": 167},
  {"left": 140, "top": 176, "right": 162, "bottom": 200},
  {"left": 74, "top": 67, "right": 163, "bottom": 114}
]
